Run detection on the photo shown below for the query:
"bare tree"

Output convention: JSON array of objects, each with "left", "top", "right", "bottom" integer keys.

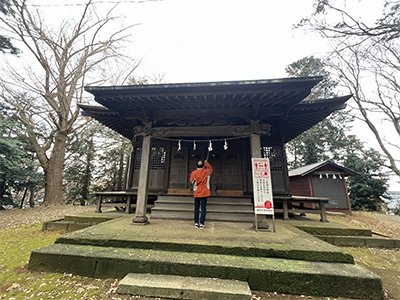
[
  {"left": 300, "top": 0, "right": 400, "bottom": 178},
  {"left": 0, "top": 0, "right": 137, "bottom": 206}
]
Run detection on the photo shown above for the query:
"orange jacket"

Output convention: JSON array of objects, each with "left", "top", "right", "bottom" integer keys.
[{"left": 190, "top": 161, "right": 213, "bottom": 198}]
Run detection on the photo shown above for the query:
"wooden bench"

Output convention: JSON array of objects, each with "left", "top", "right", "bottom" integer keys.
[
  {"left": 274, "top": 196, "right": 329, "bottom": 222},
  {"left": 94, "top": 191, "right": 137, "bottom": 214}
]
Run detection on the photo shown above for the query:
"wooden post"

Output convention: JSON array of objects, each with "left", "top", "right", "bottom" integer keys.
[
  {"left": 250, "top": 134, "right": 269, "bottom": 230},
  {"left": 282, "top": 198, "right": 289, "bottom": 220},
  {"left": 319, "top": 200, "right": 328, "bottom": 223},
  {"left": 132, "top": 135, "right": 151, "bottom": 225},
  {"left": 96, "top": 194, "right": 103, "bottom": 213}
]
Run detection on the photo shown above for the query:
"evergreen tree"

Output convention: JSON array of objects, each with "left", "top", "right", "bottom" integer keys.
[
  {"left": 0, "top": 0, "right": 19, "bottom": 54},
  {"left": 286, "top": 56, "right": 349, "bottom": 168},
  {"left": 343, "top": 136, "right": 389, "bottom": 211},
  {"left": 64, "top": 126, "right": 95, "bottom": 205},
  {"left": 286, "top": 56, "right": 389, "bottom": 211},
  {"left": 93, "top": 127, "right": 131, "bottom": 192},
  {"left": 0, "top": 109, "right": 41, "bottom": 208}
]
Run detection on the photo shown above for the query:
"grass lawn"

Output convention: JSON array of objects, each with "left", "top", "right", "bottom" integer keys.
[
  {"left": 0, "top": 224, "right": 119, "bottom": 300},
  {"left": 1, "top": 214, "right": 399, "bottom": 300}
]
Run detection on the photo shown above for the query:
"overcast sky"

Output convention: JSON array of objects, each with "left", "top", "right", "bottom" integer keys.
[
  {"left": 127, "top": 0, "right": 327, "bottom": 82},
  {"left": 24, "top": 0, "right": 400, "bottom": 189}
]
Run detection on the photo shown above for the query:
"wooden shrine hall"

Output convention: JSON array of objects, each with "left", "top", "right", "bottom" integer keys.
[{"left": 80, "top": 77, "right": 352, "bottom": 224}]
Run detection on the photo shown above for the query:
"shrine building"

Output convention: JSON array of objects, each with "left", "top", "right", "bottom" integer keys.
[{"left": 80, "top": 77, "right": 351, "bottom": 223}]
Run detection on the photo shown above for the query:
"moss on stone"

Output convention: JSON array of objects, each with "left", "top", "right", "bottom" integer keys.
[
  {"left": 295, "top": 225, "right": 372, "bottom": 237},
  {"left": 28, "top": 243, "right": 384, "bottom": 299}
]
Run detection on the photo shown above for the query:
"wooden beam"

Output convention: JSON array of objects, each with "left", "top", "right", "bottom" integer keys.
[{"left": 150, "top": 124, "right": 271, "bottom": 138}]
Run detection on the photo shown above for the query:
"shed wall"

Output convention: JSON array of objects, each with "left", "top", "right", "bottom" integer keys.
[
  {"left": 290, "top": 175, "right": 312, "bottom": 197},
  {"left": 311, "top": 175, "right": 350, "bottom": 210}
]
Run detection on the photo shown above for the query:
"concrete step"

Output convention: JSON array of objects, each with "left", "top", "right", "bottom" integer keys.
[
  {"left": 28, "top": 243, "right": 384, "bottom": 299},
  {"left": 154, "top": 203, "right": 253, "bottom": 211},
  {"left": 152, "top": 206, "right": 254, "bottom": 214},
  {"left": 117, "top": 273, "right": 252, "bottom": 300},
  {"left": 155, "top": 199, "right": 253, "bottom": 208},
  {"left": 157, "top": 195, "right": 253, "bottom": 204},
  {"left": 150, "top": 210, "right": 255, "bottom": 222}
]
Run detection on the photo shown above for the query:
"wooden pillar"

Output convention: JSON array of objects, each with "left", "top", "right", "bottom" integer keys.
[
  {"left": 250, "top": 134, "right": 262, "bottom": 158},
  {"left": 250, "top": 134, "right": 269, "bottom": 229},
  {"left": 132, "top": 135, "right": 151, "bottom": 225}
]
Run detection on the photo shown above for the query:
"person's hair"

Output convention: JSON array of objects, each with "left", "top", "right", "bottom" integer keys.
[{"left": 197, "top": 161, "right": 204, "bottom": 168}]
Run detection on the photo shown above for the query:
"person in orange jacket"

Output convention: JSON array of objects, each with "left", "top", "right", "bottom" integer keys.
[{"left": 190, "top": 160, "right": 213, "bottom": 229}]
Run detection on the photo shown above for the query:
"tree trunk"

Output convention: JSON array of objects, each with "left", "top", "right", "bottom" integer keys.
[
  {"left": 20, "top": 185, "right": 29, "bottom": 209},
  {"left": 117, "top": 140, "right": 125, "bottom": 191},
  {"left": 29, "top": 186, "right": 35, "bottom": 208},
  {"left": 42, "top": 132, "right": 67, "bottom": 207}
]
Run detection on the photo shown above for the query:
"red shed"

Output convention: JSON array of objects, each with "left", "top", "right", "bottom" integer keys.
[{"left": 289, "top": 161, "right": 358, "bottom": 214}]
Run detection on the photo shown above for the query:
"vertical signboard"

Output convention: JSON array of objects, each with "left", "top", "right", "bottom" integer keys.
[{"left": 252, "top": 158, "right": 275, "bottom": 231}]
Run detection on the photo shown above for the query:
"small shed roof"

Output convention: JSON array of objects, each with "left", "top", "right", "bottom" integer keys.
[{"left": 289, "top": 160, "right": 358, "bottom": 177}]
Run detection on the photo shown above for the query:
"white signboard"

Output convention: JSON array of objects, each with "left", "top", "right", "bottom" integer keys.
[{"left": 252, "top": 158, "right": 274, "bottom": 215}]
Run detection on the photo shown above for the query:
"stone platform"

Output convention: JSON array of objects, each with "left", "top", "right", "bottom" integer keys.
[{"left": 28, "top": 215, "right": 384, "bottom": 299}]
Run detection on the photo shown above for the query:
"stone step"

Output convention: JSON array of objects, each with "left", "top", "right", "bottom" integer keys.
[
  {"left": 42, "top": 220, "right": 95, "bottom": 231},
  {"left": 295, "top": 225, "right": 372, "bottom": 237},
  {"left": 42, "top": 214, "right": 120, "bottom": 232},
  {"left": 317, "top": 235, "right": 400, "bottom": 248},
  {"left": 64, "top": 214, "right": 119, "bottom": 223},
  {"left": 28, "top": 243, "right": 384, "bottom": 299},
  {"left": 55, "top": 228, "right": 354, "bottom": 264},
  {"left": 117, "top": 273, "right": 252, "bottom": 300}
]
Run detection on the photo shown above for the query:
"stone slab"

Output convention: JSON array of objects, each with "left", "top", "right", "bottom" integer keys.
[
  {"left": 28, "top": 243, "right": 384, "bottom": 299},
  {"left": 295, "top": 225, "right": 372, "bottom": 236},
  {"left": 55, "top": 218, "right": 354, "bottom": 264},
  {"left": 117, "top": 273, "right": 251, "bottom": 300},
  {"left": 318, "top": 235, "right": 400, "bottom": 249},
  {"left": 64, "top": 214, "right": 119, "bottom": 223},
  {"left": 42, "top": 220, "right": 96, "bottom": 232}
]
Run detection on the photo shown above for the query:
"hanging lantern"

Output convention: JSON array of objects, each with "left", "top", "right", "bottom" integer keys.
[
  {"left": 208, "top": 140, "right": 213, "bottom": 152},
  {"left": 223, "top": 139, "right": 228, "bottom": 150},
  {"left": 177, "top": 140, "right": 181, "bottom": 151},
  {"left": 193, "top": 141, "right": 196, "bottom": 151}
]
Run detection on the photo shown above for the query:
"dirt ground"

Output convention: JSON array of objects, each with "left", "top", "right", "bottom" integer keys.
[
  {"left": 0, "top": 205, "right": 94, "bottom": 230},
  {"left": 0, "top": 206, "right": 399, "bottom": 300},
  {"left": 328, "top": 211, "right": 400, "bottom": 239}
]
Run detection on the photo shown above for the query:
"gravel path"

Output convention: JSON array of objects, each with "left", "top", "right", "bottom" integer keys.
[{"left": 0, "top": 205, "right": 95, "bottom": 230}]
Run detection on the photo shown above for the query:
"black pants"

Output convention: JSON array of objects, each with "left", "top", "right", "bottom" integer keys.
[{"left": 194, "top": 197, "right": 208, "bottom": 225}]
